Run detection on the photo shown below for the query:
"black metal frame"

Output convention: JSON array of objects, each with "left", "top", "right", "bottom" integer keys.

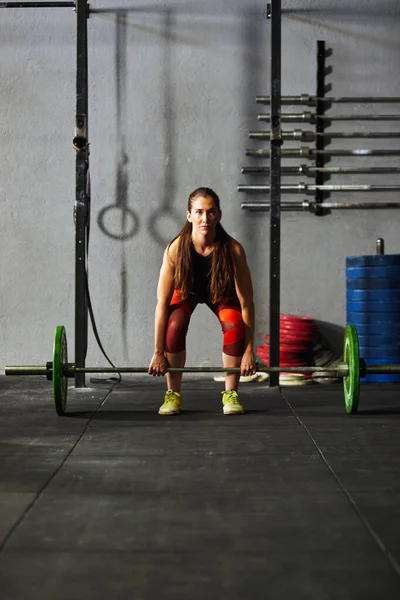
[
  {"left": 0, "top": 2, "right": 74, "bottom": 6},
  {"left": 2, "top": 0, "right": 89, "bottom": 388},
  {"left": 267, "top": 0, "right": 282, "bottom": 387},
  {"left": 74, "top": 0, "right": 90, "bottom": 388}
]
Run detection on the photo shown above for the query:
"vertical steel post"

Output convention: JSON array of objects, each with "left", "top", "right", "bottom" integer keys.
[
  {"left": 74, "top": 0, "right": 89, "bottom": 387},
  {"left": 268, "top": 0, "right": 282, "bottom": 386}
]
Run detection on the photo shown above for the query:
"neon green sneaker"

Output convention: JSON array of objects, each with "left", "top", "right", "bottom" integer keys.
[
  {"left": 222, "top": 390, "right": 244, "bottom": 415},
  {"left": 158, "top": 390, "right": 182, "bottom": 415}
]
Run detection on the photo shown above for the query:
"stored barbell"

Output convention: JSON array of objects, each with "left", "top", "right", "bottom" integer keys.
[
  {"left": 255, "top": 94, "right": 400, "bottom": 105},
  {"left": 238, "top": 183, "right": 400, "bottom": 194},
  {"left": 241, "top": 201, "right": 400, "bottom": 212},
  {"left": 249, "top": 130, "right": 400, "bottom": 140},
  {"left": 241, "top": 166, "right": 400, "bottom": 176},
  {"left": 245, "top": 147, "right": 400, "bottom": 158},
  {"left": 4, "top": 325, "right": 400, "bottom": 417},
  {"left": 258, "top": 112, "right": 400, "bottom": 122}
]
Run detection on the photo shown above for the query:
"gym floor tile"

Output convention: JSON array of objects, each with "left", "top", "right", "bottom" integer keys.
[
  {"left": 0, "top": 456, "right": 64, "bottom": 493},
  {"left": 317, "top": 454, "right": 400, "bottom": 492},
  {"left": 4, "top": 491, "right": 387, "bottom": 554},
  {"left": 0, "top": 429, "right": 84, "bottom": 457},
  {"left": 71, "top": 424, "right": 316, "bottom": 456},
  {"left": 0, "top": 493, "right": 36, "bottom": 543},
  {"left": 349, "top": 492, "right": 400, "bottom": 553},
  {"left": 38, "top": 453, "right": 341, "bottom": 494},
  {"left": 283, "top": 383, "right": 400, "bottom": 420},
  {"left": 0, "top": 550, "right": 399, "bottom": 600}
]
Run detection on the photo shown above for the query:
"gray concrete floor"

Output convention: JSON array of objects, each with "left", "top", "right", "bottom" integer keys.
[{"left": 1, "top": 375, "right": 400, "bottom": 599}]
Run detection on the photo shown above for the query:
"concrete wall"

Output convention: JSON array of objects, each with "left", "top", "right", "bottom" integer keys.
[{"left": 1, "top": 0, "right": 399, "bottom": 370}]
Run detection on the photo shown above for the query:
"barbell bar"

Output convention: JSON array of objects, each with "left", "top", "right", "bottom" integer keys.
[
  {"left": 241, "top": 166, "right": 400, "bottom": 176},
  {"left": 249, "top": 130, "right": 400, "bottom": 140},
  {"left": 238, "top": 183, "right": 400, "bottom": 194},
  {"left": 256, "top": 95, "right": 400, "bottom": 105},
  {"left": 4, "top": 325, "right": 400, "bottom": 417},
  {"left": 245, "top": 147, "right": 400, "bottom": 158},
  {"left": 6, "top": 365, "right": 351, "bottom": 376},
  {"left": 258, "top": 112, "right": 400, "bottom": 122},
  {"left": 241, "top": 201, "right": 400, "bottom": 212}
]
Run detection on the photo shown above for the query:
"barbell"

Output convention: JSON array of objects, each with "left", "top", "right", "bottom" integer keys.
[
  {"left": 255, "top": 94, "right": 400, "bottom": 105},
  {"left": 241, "top": 201, "right": 400, "bottom": 212},
  {"left": 5, "top": 325, "right": 400, "bottom": 417},
  {"left": 241, "top": 166, "right": 400, "bottom": 176},
  {"left": 238, "top": 183, "right": 400, "bottom": 194},
  {"left": 245, "top": 147, "right": 400, "bottom": 158},
  {"left": 258, "top": 112, "right": 400, "bottom": 122},
  {"left": 249, "top": 130, "right": 400, "bottom": 140}
]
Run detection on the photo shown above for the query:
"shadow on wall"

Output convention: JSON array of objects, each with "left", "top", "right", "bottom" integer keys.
[
  {"left": 147, "top": 8, "right": 182, "bottom": 247},
  {"left": 240, "top": 13, "right": 268, "bottom": 322},
  {"left": 315, "top": 319, "right": 345, "bottom": 358},
  {"left": 97, "top": 10, "right": 140, "bottom": 243},
  {"left": 96, "top": 11, "right": 140, "bottom": 358},
  {"left": 94, "top": 9, "right": 182, "bottom": 358}
]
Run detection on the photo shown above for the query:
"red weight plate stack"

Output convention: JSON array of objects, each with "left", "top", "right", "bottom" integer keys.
[{"left": 257, "top": 315, "right": 317, "bottom": 379}]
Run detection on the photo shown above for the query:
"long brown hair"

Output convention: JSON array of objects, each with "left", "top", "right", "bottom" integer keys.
[{"left": 169, "top": 187, "right": 235, "bottom": 303}]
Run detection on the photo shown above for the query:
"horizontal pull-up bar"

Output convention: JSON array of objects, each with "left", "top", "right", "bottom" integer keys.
[
  {"left": 0, "top": 2, "right": 155, "bottom": 10},
  {"left": 0, "top": 2, "right": 74, "bottom": 7}
]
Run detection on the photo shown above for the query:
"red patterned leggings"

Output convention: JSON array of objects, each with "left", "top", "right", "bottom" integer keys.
[{"left": 165, "top": 290, "right": 245, "bottom": 357}]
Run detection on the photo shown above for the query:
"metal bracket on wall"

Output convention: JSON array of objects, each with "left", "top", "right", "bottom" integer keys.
[{"left": 314, "top": 40, "right": 327, "bottom": 216}]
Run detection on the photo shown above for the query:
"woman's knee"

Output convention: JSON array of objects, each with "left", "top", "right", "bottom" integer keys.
[{"left": 222, "top": 321, "right": 245, "bottom": 356}]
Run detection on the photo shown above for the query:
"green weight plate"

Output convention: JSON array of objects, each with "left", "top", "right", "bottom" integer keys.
[
  {"left": 343, "top": 324, "right": 360, "bottom": 414},
  {"left": 53, "top": 326, "right": 68, "bottom": 416}
]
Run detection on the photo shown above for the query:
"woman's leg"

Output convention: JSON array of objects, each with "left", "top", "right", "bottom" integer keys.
[
  {"left": 222, "top": 352, "right": 241, "bottom": 391},
  {"left": 212, "top": 298, "right": 245, "bottom": 390},
  {"left": 164, "top": 292, "right": 196, "bottom": 391},
  {"left": 165, "top": 350, "right": 186, "bottom": 392}
]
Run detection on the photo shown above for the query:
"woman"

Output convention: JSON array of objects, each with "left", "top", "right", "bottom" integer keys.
[{"left": 148, "top": 187, "right": 256, "bottom": 415}]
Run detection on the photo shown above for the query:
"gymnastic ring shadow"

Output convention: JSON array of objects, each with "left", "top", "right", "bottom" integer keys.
[
  {"left": 148, "top": 206, "right": 183, "bottom": 247},
  {"left": 97, "top": 203, "right": 138, "bottom": 241},
  {"left": 97, "top": 160, "right": 139, "bottom": 241}
]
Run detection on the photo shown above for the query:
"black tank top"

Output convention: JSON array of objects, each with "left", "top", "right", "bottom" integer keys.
[{"left": 189, "top": 244, "right": 213, "bottom": 303}]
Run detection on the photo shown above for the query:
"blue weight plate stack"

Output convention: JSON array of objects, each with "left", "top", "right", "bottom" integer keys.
[{"left": 346, "top": 254, "right": 400, "bottom": 382}]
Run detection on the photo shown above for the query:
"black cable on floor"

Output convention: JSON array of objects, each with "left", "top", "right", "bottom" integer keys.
[
  {"left": 84, "top": 176, "right": 121, "bottom": 387},
  {"left": 85, "top": 269, "right": 121, "bottom": 386}
]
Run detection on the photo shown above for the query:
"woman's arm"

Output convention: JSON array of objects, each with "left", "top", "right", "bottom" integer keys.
[
  {"left": 231, "top": 239, "right": 257, "bottom": 375},
  {"left": 148, "top": 242, "right": 177, "bottom": 375}
]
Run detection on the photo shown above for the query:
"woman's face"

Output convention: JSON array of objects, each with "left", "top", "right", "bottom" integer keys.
[{"left": 187, "top": 195, "right": 221, "bottom": 236}]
